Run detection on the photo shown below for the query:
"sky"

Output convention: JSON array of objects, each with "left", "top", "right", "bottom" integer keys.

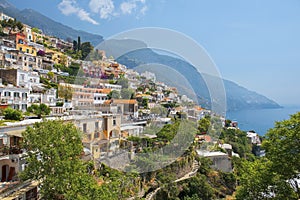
[{"left": 8, "top": 0, "right": 300, "bottom": 105}]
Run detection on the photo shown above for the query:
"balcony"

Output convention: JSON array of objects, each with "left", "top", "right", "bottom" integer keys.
[{"left": 0, "top": 146, "right": 24, "bottom": 157}]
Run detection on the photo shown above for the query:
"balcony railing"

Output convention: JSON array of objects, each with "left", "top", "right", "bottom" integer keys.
[{"left": 0, "top": 146, "right": 23, "bottom": 157}]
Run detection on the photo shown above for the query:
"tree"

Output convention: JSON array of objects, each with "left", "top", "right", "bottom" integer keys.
[
  {"left": 116, "top": 77, "right": 129, "bottom": 89},
  {"left": 27, "top": 104, "right": 51, "bottom": 118},
  {"left": 150, "top": 106, "right": 168, "bottom": 116},
  {"left": 3, "top": 107, "right": 23, "bottom": 121},
  {"left": 58, "top": 85, "right": 73, "bottom": 102},
  {"left": 73, "top": 40, "right": 78, "bottom": 52},
  {"left": 77, "top": 36, "right": 81, "bottom": 51},
  {"left": 235, "top": 112, "right": 300, "bottom": 199},
  {"left": 198, "top": 116, "right": 211, "bottom": 134},
  {"left": 21, "top": 120, "right": 101, "bottom": 199},
  {"left": 262, "top": 112, "right": 300, "bottom": 197},
  {"left": 120, "top": 88, "right": 135, "bottom": 99},
  {"left": 80, "top": 42, "right": 93, "bottom": 60},
  {"left": 107, "top": 90, "right": 120, "bottom": 99},
  {"left": 31, "top": 27, "right": 41, "bottom": 33}
]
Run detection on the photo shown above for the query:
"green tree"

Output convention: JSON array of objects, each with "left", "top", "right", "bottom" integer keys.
[
  {"left": 107, "top": 90, "right": 121, "bottom": 99},
  {"left": 235, "top": 112, "right": 300, "bottom": 199},
  {"left": 116, "top": 77, "right": 129, "bottom": 89},
  {"left": 262, "top": 112, "right": 300, "bottom": 197},
  {"left": 58, "top": 84, "right": 73, "bottom": 102},
  {"left": 3, "top": 107, "right": 23, "bottom": 121},
  {"left": 31, "top": 27, "right": 41, "bottom": 33},
  {"left": 21, "top": 120, "right": 100, "bottom": 200},
  {"left": 198, "top": 116, "right": 211, "bottom": 134},
  {"left": 27, "top": 104, "right": 51, "bottom": 118},
  {"left": 150, "top": 106, "right": 168, "bottom": 116},
  {"left": 80, "top": 42, "right": 93, "bottom": 60},
  {"left": 120, "top": 88, "right": 135, "bottom": 99}
]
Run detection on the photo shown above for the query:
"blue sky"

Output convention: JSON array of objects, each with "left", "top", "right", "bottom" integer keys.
[{"left": 8, "top": 0, "right": 300, "bottom": 105}]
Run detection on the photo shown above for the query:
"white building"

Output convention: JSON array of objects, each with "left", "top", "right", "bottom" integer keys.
[
  {"left": 0, "top": 12, "right": 13, "bottom": 21},
  {"left": 141, "top": 71, "right": 156, "bottom": 82},
  {"left": 247, "top": 131, "right": 261, "bottom": 145},
  {"left": 0, "top": 85, "right": 29, "bottom": 111}
]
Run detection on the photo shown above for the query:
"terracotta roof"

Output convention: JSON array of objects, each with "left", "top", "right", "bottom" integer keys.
[
  {"left": 100, "top": 88, "right": 111, "bottom": 94},
  {"left": 104, "top": 99, "right": 137, "bottom": 104},
  {"left": 113, "top": 99, "right": 137, "bottom": 104}
]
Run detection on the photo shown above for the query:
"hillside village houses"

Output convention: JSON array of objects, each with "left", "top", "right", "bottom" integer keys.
[{"left": 0, "top": 13, "right": 224, "bottom": 199}]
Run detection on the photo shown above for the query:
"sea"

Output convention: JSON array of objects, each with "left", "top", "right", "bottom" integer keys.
[{"left": 226, "top": 105, "right": 300, "bottom": 135}]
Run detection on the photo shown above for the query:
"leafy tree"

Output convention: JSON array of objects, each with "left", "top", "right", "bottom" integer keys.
[
  {"left": 80, "top": 42, "right": 93, "bottom": 60},
  {"left": 235, "top": 112, "right": 300, "bottom": 199},
  {"left": 262, "top": 112, "right": 300, "bottom": 197},
  {"left": 73, "top": 40, "right": 78, "bottom": 52},
  {"left": 21, "top": 120, "right": 101, "bottom": 200},
  {"left": 198, "top": 116, "right": 211, "bottom": 134},
  {"left": 178, "top": 174, "right": 215, "bottom": 200},
  {"left": 107, "top": 90, "right": 121, "bottom": 99},
  {"left": 141, "top": 98, "right": 149, "bottom": 109},
  {"left": 150, "top": 106, "right": 168, "bottom": 116},
  {"left": 31, "top": 27, "right": 41, "bottom": 33},
  {"left": 58, "top": 84, "right": 73, "bottom": 102},
  {"left": 3, "top": 107, "right": 23, "bottom": 121},
  {"left": 27, "top": 104, "right": 51, "bottom": 118},
  {"left": 116, "top": 77, "right": 129, "bottom": 89},
  {"left": 120, "top": 88, "right": 135, "bottom": 99}
]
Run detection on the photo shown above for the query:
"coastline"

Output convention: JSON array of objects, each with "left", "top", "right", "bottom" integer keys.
[{"left": 226, "top": 105, "right": 300, "bottom": 135}]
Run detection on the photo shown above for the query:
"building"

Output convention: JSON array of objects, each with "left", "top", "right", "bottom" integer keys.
[
  {"left": 197, "top": 150, "right": 232, "bottom": 172},
  {"left": 104, "top": 99, "right": 139, "bottom": 118},
  {"left": 0, "top": 85, "right": 29, "bottom": 111},
  {"left": 0, "top": 69, "right": 40, "bottom": 89},
  {"left": 28, "top": 87, "right": 57, "bottom": 107},
  {"left": 0, "top": 13, "right": 13, "bottom": 21}
]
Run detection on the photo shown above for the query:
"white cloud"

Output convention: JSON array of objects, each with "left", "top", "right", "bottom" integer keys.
[
  {"left": 58, "top": 0, "right": 99, "bottom": 25},
  {"left": 77, "top": 9, "right": 99, "bottom": 25},
  {"left": 140, "top": 5, "right": 148, "bottom": 15},
  {"left": 58, "top": 0, "right": 78, "bottom": 15},
  {"left": 120, "top": 2, "right": 137, "bottom": 14},
  {"left": 120, "top": 0, "right": 147, "bottom": 15},
  {"left": 89, "top": 0, "right": 115, "bottom": 19}
]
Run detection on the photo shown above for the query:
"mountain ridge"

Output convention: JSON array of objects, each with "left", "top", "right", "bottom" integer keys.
[{"left": 0, "top": 0, "right": 103, "bottom": 45}]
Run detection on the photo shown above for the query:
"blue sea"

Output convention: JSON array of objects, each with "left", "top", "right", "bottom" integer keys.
[{"left": 226, "top": 106, "right": 300, "bottom": 135}]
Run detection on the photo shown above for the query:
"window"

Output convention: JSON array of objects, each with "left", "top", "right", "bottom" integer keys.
[
  {"left": 22, "top": 104, "right": 27, "bottom": 110},
  {"left": 95, "top": 122, "right": 99, "bottom": 130},
  {"left": 83, "top": 123, "right": 87, "bottom": 133},
  {"left": 14, "top": 92, "right": 20, "bottom": 98},
  {"left": 113, "top": 119, "right": 116, "bottom": 126},
  {"left": 26, "top": 49, "right": 29, "bottom": 53},
  {"left": 4, "top": 91, "right": 11, "bottom": 96}
]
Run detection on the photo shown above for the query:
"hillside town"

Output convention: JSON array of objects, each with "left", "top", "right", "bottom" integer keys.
[{"left": 0, "top": 12, "right": 270, "bottom": 200}]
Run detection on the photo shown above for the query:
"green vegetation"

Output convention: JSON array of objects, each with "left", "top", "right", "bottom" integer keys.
[
  {"left": 120, "top": 88, "right": 135, "bottom": 99},
  {"left": 107, "top": 90, "right": 121, "bottom": 99},
  {"left": 21, "top": 120, "right": 141, "bottom": 200},
  {"left": 26, "top": 104, "right": 51, "bottom": 118},
  {"left": 0, "top": 18, "right": 23, "bottom": 34},
  {"left": 21, "top": 121, "right": 100, "bottom": 199},
  {"left": 58, "top": 84, "right": 73, "bottom": 102},
  {"left": 3, "top": 107, "right": 23, "bottom": 121},
  {"left": 235, "top": 112, "right": 300, "bottom": 199}
]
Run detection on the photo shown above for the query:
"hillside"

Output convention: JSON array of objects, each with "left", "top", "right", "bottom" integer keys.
[
  {"left": 0, "top": 0, "right": 103, "bottom": 45},
  {"left": 116, "top": 46, "right": 281, "bottom": 111}
]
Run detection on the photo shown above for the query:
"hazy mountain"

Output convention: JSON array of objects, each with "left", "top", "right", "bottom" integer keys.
[
  {"left": 0, "top": 0, "right": 103, "bottom": 45},
  {"left": 114, "top": 45, "right": 281, "bottom": 111}
]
